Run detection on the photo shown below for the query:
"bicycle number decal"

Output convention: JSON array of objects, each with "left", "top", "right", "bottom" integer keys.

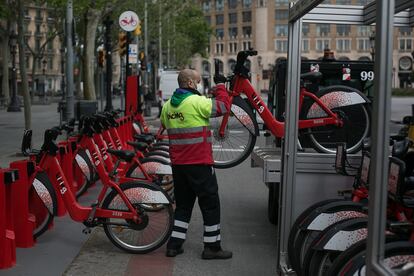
[{"left": 360, "top": 71, "right": 374, "bottom": 81}]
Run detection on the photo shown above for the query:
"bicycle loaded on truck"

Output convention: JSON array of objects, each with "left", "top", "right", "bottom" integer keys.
[{"left": 207, "top": 50, "right": 371, "bottom": 169}]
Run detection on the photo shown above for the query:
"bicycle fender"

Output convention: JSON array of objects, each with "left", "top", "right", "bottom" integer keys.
[
  {"left": 232, "top": 96, "right": 259, "bottom": 136},
  {"left": 75, "top": 149, "right": 95, "bottom": 182},
  {"left": 32, "top": 172, "right": 58, "bottom": 216},
  {"left": 107, "top": 182, "right": 172, "bottom": 207},
  {"left": 313, "top": 218, "right": 368, "bottom": 251},
  {"left": 300, "top": 200, "right": 366, "bottom": 231},
  {"left": 307, "top": 89, "right": 370, "bottom": 119}
]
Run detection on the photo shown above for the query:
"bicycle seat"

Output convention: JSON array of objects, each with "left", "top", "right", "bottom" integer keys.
[
  {"left": 107, "top": 149, "right": 135, "bottom": 162},
  {"left": 127, "top": 141, "right": 149, "bottom": 152},
  {"left": 134, "top": 134, "right": 154, "bottom": 144},
  {"left": 300, "top": 71, "right": 323, "bottom": 81},
  {"left": 392, "top": 138, "right": 410, "bottom": 159}
]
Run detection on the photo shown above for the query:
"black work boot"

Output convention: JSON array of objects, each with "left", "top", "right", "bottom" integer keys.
[
  {"left": 201, "top": 247, "right": 232, "bottom": 260},
  {"left": 166, "top": 247, "right": 184, "bottom": 257}
]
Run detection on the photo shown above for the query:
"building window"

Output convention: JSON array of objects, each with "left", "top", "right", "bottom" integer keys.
[
  {"left": 275, "top": 24, "right": 288, "bottom": 37},
  {"left": 228, "top": 27, "right": 238, "bottom": 38},
  {"left": 336, "top": 25, "right": 351, "bottom": 36},
  {"left": 205, "top": 16, "right": 211, "bottom": 25},
  {"left": 229, "top": 43, "right": 238, "bottom": 53},
  {"left": 47, "top": 40, "right": 53, "bottom": 51},
  {"left": 275, "top": 40, "right": 288, "bottom": 52},
  {"left": 302, "top": 23, "right": 310, "bottom": 36},
  {"left": 275, "top": 0, "right": 289, "bottom": 6},
  {"left": 216, "top": 14, "right": 224, "bottom": 25},
  {"left": 215, "top": 43, "right": 224, "bottom": 54},
  {"left": 35, "top": 38, "right": 41, "bottom": 52},
  {"left": 302, "top": 39, "right": 310, "bottom": 52},
  {"left": 242, "top": 11, "right": 252, "bottom": 22},
  {"left": 258, "top": 0, "right": 266, "bottom": 7},
  {"left": 399, "top": 39, "right": 413, "bottom": 52},
  {"left": 25, "top": 55, "right": 30, "bottom": 69},
  {"left": 316, "top": 39, "right": 331, "bottom": 51},
  {"left": 229, "top": 13, "right": 237, "bottom": 24},
  {"left": 48, "top": 56, "right": 53, "bottom": 70},
  {"left": 202, "top": 1, "right": 211, "bottom": 12},
  {"left": 35, "top": 24, "right": 41, "bottom": 34},
  {"left": 357, "top": 38, "right": 370, "bottom": 51},
  {"left": 243, "top": 0, "right": 252, "bottom": 8},
  {"left": 316, "top": 24, "right": 330, "bottom": 36},
  {"left": 275, "top": 10, "right": 289, "bottom": 20},
  {"left": 243, "top": 41, "right": 252, "bottom": 50},
  {"left": 357, "top": 26, "right": 371, "bottom": 36},
  {"left": 216, "top": 0, "right": 224, "bottom": 11},
  {"left": 228, "top": 0, "right": 238, "bottom": 9},
  {"left": 216, "top": 28, "right": 224, "bottom": 38},
  {"left": 399, "top": 27, "right": 412, "bottom": 36},
  {"left": 36, "top": 9, "right": 41, "bottom": 18},
  {"left": 336, "top": 0, "right": 351, "bottom": 4},
  {"left": 242, "top": 26, "right": 252, "bottom": 38},
  {"left": 355, "top": 0, "right": 369, "bottom": 5},
  {"left": 336, "top": 39, "right": 351, "bottom": 52}
]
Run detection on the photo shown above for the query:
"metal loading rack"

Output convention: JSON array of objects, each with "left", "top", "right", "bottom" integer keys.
[{"left": 249, "top": 0, "right": 414, "bottom": 275}]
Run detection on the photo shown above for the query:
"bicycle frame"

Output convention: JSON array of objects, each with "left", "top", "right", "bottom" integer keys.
[
  {"left": 220, "top": 76, "right": 342, "bottom": 138},
  {"left": 37, "top": 148, "right": 139, "bottom": 222}
]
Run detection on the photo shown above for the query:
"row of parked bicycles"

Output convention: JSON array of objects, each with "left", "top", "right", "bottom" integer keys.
[
  {"left": 20, "top": 110, "right": 176, "bottom": 255},
  {"left": 288, "top": 115, "right": 414, "bottom": 275}
]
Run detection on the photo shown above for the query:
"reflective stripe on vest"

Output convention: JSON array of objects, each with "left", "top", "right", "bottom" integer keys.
[
  {"left": 167, "top": 126, "right": 211, "bottom": 145},
  {"left": 211, "top": 100, "right": 228, "bottom": 117}
]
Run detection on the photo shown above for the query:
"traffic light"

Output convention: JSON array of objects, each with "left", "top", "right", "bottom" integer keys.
[
  {"left": 134, "top": 24, "right": 141, "bottom": 36},
  {"left": 139, "top": 51, "right": 147, "bottom": 70},
  {"left": 118, "top": 32, "right": 127, "bottom": 56},
  {"left": 98, "top": 49, "right": 105, "bottom": 67}
]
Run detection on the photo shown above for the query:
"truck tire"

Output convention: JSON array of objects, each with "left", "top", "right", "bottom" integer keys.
[{"left": 268, "top": 182, "right": 279, "bottom": 225}]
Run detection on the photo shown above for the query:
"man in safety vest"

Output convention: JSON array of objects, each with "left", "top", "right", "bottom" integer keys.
[{"left": 161, "top": 69, "right": 232, "bottom": 259}]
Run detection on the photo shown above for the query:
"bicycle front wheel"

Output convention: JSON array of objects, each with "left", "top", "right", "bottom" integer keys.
[
  {"left": 210, "top": 97, "right": 258, "bottom": 169},
  {"left": 102, "top": 182, "right": 173, "bottom": 254}
]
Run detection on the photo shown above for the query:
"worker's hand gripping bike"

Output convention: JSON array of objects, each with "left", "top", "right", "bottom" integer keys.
[{"left": 210, "top": 50, "right": 371, "bottom": 168}]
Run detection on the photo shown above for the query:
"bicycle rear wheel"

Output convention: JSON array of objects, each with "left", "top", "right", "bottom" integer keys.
[
  {"left": 211, "top": 96, "right": 258, "bottom": 169},
  {"left": 301, "top": 86, "right": 370, "bottom": 154},
  {"left": 102, "top": 181, "right": 173, "bottom": 254}
]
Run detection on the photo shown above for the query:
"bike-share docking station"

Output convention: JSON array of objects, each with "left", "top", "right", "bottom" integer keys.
[{"left": 248, "top": 0, "right": 414, "bottom": 275}]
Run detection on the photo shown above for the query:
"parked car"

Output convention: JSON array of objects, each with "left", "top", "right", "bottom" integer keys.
[{"left": 159, "top": 70, "right": 179, "bottom": 102}]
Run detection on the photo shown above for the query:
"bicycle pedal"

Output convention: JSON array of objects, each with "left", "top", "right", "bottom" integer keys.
[{"left": 82, "top": 227, "right": 92, "bottom": 235}]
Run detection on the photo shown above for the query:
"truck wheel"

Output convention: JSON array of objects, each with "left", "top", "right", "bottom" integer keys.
[{"left": 268, "top": 183, "right": 279, "bottom": 225}]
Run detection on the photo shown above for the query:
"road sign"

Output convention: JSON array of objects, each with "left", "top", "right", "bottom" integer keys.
[
  {"left": 119, "top": 11, "right": 139, "bottom": 32},
  {"left": 129, "top": 44, "right": 138, "bottom": 64}
]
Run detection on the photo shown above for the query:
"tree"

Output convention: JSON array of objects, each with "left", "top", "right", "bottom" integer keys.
[{"left": 0, "top": 17, "right": 10, "bottom": 104}]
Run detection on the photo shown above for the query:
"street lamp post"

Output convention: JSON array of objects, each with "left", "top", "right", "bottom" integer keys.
[
  {"left": 7, "top": 31, "right": 21, "bottom": 112},
  {"left": 104, "top": 15, "right": 113, "bottom": 111},
  {"left": 369, "top": 31, "right": 376, "bottom": 62},
  {"left": 60, "top": 47, "right": 65, "bottom": 101}
]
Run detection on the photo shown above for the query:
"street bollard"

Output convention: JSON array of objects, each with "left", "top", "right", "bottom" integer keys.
[
  {"left": 0, "top": 168, "right": 19, "bottom": 269},
  {"left": 9, "top": 160, "right": 36, "bottom": 248}
]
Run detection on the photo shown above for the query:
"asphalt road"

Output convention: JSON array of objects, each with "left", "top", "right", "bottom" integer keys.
[{"left": 0, "top": 97, "right": 412, "bottom": 276}]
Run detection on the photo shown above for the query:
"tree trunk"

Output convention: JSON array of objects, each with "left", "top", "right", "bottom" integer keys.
[
  {"left": 17, "top": 0, "right": 31, "bottom": 129},
  {"left": 0, "top": 26, "right": 10, "bottom": 104},
  {"left": 82, "top": 8, "right": 100, "bottom": 100}
]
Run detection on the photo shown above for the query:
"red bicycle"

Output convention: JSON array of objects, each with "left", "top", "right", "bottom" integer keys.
[
  {"left": 211, "top": 50, "right": 371, "bottom": 168},
  {"left": 26, "top": 127, "right": 173, "bottom": 253}
]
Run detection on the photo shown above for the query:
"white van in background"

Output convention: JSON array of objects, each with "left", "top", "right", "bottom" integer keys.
[{"left": 159, "top": 70, "right": 179, "bottom": 102}]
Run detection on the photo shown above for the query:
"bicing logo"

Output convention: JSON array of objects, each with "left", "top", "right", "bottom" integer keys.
[{"left": 167, "top": 112, "right": 185, "bottom": 121}]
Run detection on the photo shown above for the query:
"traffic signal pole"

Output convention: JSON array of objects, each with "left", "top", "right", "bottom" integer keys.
[
  {"left": 104, "top": 16, "right": 113, "bottom": 112},
  {"left": 123, "top": 32, "right": 131, "bottom": 111}
]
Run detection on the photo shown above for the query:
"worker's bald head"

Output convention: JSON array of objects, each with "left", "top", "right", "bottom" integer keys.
[{"left": 178, "top": 69, "right": 201, "bottom": 89}]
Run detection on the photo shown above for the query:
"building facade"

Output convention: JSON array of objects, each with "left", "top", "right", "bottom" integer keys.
[
  {"left": 22, "top": 3, "right": 63, "bottom": 96},
  {"left": 193, "top": 0, "right": 414, "bottom": 92},
  {"left": 0, "top": 4, "right": 64, "bottom": 99}
]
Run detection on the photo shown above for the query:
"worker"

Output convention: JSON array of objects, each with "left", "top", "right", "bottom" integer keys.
[{"left": 160, "top": 68, "right": 232, "bottom": 260}]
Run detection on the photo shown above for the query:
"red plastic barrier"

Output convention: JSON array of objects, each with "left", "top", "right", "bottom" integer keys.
[
  {"left": 9, "top": 160, "right": 36, "bottom": 248},
  {"left": 0, "top": 168, "right": 19, "bottom": 269}
]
